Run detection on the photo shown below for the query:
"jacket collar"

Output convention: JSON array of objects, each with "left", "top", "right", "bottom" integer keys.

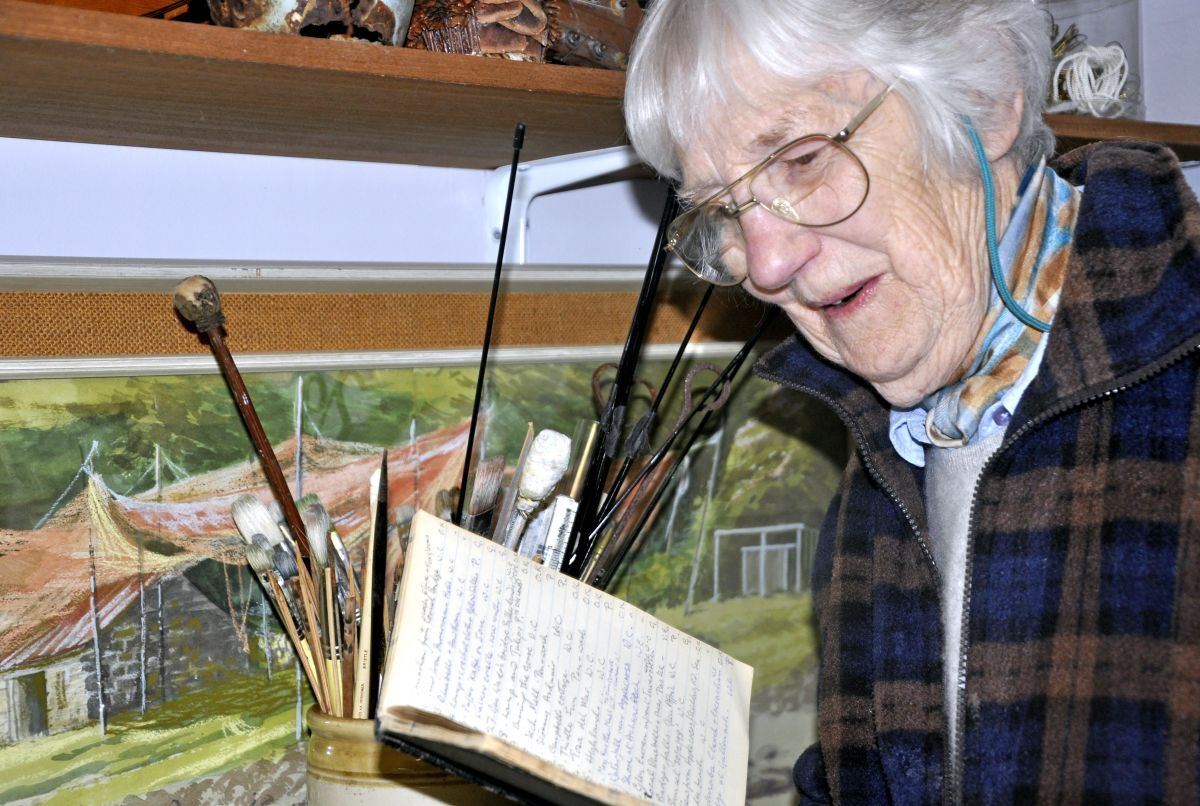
[
  {"left": 754, "top": 335, "right": 929, "bottom": 532},
  {"left": 1018, "top": 141, "right": 1200, "bottom": 423}
]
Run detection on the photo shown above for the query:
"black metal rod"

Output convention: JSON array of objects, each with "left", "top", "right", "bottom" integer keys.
[
  {"left": 455, "top": 123, "right": 526, "bottom": 526},
  {"left": 581, "top": 307, "right": 777, "bottom": 580},
  {"left": 561, "top": 190, "right": 680, "bottom": 577},
  {"left": 596, "top": 282, "right": 714, "bottom": 524}
]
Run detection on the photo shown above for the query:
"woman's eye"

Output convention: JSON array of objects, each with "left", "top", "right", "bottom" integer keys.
[{"left": 780, "top": 145, "right": 826, "bottom": 175}]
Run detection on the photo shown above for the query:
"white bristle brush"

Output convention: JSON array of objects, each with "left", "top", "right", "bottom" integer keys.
[
  {"left": 303, "top": 503, "right": 343, "bottom": 716},
  {"left": 502, "top": 429, "right": 572, "bottom": 551},
  {"left": 233, "top": 494, "right": 286, "bottom": 546},
  {"left": 231, "top": 494, "right": 330, "bottom": 707},
  {"left": 461, "top": 455, "right": 506, "bottom": 537}
]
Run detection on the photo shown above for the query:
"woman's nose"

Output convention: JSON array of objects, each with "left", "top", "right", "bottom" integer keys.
[{"left": 739, "top": 209, "right": 821, "bottom": 290}]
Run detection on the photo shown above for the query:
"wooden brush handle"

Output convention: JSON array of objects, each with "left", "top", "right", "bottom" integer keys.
[
  {"left": 293, "top": 559, "right": 332, "bottom": 711},
  {"left": 269, "top": 577, "right": 329, "bottom": 714},
  {"left": 174, "top": 275, "right": 310, "bottom": 558}
]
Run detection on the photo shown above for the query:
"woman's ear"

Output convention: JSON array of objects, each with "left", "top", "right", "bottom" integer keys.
[{"left": 982, "top": 89, "right": 1024, "bottom": 161}]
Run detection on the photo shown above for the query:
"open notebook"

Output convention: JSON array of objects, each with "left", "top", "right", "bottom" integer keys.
[{"left": 376, "top": 510, "right": 753, "bottom": 805}]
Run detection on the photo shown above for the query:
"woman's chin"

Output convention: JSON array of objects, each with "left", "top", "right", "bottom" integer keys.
[{"left": 859, "top": 365, "right": 939, "bottom": 408}]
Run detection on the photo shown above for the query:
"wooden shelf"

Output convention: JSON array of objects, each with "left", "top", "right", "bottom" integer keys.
[
  {"left": 1049, "top": 113, "right": 1200, "bottom": 162},
  {"left": 1, "top": 0, "right": 1197, "bottom": 169},
  {"left": 0, "top": 0, "right": 626, "bottom": 168}
]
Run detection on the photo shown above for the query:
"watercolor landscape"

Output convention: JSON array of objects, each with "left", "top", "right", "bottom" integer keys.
[{"left": 0, "top": 355, "right": 845, "bottom": 804}]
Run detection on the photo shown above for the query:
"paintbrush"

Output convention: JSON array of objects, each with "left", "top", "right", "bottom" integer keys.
[
  {"left": 561, "top": 192, "right": 682, "bottom": 578},
  {"left": 246, "top": 533, "right": 306, "bottom": 646},
  {"left": 308, "top": 503, "right": 360, "bottom": 607},
  {"left": 300, "top": 500, "right": 355, "bottom": 614},
  {"left": 303, "top": 504, "right": 343, "bottom": 716},
  {"left": 461, "top": 454, "right": 506, "bottom": 537},
  {"left": 538, "top": 420, "right": 600, "bottom": 571},
  {"left": 241, "top": 532, "right": 329, "bottom": 714},
  {"left": 383, "top": 503, "right": 415, "bottom": 639},
  {"left": 582, "top": 453, "right": 673, "bottom": 587},
  {"left": 231, "top": 494, "right": 331, "bottom": 709},
  {"left": 455, "top": 121, "right": 527, "bottom": 526},
  {"left": 492, "top": 423, "right": 534, "bottom": 545},
  {"left": 366, "top": 452, "right": 388, "bottom": 717},
  {"left": 500, "top": 429, "right": 572, "bottom": 552},
  {"left": 585, "top": 309, "right": 778, "bottom": 589},
  {"left": 597, "top": 284, "right": 715, "bottom": 525},
  {"left": 435, "top": 488, "right": 456, "bottom": 523},
  {"left": 244, "top": 543, "right": 328, "bottom": 712},
  {"left": 176, "top": 276, "right": 335, "bottom": 707},
  {"left": 328, "top": 527, "right": 360, "bottom": 602},
  {"left": 302, "top": 498, "right": 358, "bottom": 717},
  {"left": 174, "top": 276, "right": 312, "bottom": 561},
  {"left": 352, "top": 454, "right": 388, "bottom": 719}
]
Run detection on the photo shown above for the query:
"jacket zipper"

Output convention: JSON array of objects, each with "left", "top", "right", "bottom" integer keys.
[{"left": 946, "top": 336, "right": 1200, "bottom": 805}]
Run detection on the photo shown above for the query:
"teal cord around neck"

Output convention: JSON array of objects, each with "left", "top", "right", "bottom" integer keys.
[{"left": 965, "top": 121, "right": 1051, "bottom": 333}]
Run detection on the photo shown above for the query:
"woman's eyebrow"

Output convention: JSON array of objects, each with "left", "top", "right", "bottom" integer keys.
[
  {"left": 751, "top": 105, "right": 825, "bottom": 151},
  {"left": 751, "top": 123, "right": 795, "bottom": 151}
]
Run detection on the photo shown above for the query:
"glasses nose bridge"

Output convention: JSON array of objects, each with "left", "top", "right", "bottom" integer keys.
[{"left": 725, "top": 196, "right": 760, "bottom": 220}]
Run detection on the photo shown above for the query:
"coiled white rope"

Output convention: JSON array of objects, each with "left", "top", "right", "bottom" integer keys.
[{"left": 1048, "top": 43, "right": 1131, "bottom": 118}]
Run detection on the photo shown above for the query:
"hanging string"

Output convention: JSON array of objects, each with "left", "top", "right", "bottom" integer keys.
[
  {"left": 35, "top": 440, "right": 100, "bottom": 528},
  {"left": 120, "top": 462, "right": 157, "bottom": 496}
]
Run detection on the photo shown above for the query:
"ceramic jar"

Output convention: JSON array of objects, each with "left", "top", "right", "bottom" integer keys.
[{"left": 305, "top": 707, "right": 499, "bottom": 805}]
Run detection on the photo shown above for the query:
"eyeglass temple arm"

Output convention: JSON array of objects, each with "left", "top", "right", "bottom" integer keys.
[{"left": 836, "top": 85, "right": 894, "bottom": 141}]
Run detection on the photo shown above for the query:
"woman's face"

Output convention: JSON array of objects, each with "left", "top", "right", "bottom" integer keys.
[{"left": 680, "top": 74, "right": 1011, "bottom": 408}]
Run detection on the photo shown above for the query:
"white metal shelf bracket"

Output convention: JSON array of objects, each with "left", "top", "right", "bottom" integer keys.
[{"left": 483, "top": 145, "right": 644, "bottom": 265}]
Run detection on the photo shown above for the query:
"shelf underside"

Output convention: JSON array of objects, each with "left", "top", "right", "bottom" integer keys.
[
  {"left": 0, "top": 0, "right": 627, "bottom": 168},
  {"left": 1, "top": 0, "right": 1197, "bottom": 168}
]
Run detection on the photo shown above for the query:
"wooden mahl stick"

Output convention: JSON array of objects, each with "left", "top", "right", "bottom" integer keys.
[
  {"left": 173, "top": 275, "right": 312, "bottom": 559},
  {"left": 175, "top": 275, "right": 334, "bottom": 710}
]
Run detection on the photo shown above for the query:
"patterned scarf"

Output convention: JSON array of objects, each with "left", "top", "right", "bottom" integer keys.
[{"left": 923, "top": 162, "right": 1081, "bottom": 447}]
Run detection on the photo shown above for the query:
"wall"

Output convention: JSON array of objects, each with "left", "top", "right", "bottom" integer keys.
[
  {"left": 1139, "top": 0, "right": 1199, "bottom": 204},
  {"left": 1140, "top": 1, "right": 1200, "bottom": 127},
  {"left": 0, "top": 137, "right": 666, "bottom": 266},
  {"left": 82, "top": 573, "right": 252, "bottom": 720},
  {"left": 1045, "top": 0, "right": 1198, "bottom": 193}
]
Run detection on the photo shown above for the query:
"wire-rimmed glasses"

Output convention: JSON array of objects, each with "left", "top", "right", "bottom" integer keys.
[{"left": 666, "top": 85, "right": 893, "bottom": 286}]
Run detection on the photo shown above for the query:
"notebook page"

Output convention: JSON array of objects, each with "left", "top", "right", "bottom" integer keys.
[{"left": 383, "top": 510, "right": 753, "bottom": 806}]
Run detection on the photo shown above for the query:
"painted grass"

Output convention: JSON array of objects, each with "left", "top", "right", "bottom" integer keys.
[
  {"left": 652, "top": 594, "right": 817, "bottom": 692},
  {"left": 0, "top": 671, "right": 307, "bottom": 805}
]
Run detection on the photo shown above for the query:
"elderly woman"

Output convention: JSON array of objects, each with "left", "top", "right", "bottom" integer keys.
[{"left": 625, "top": 0, "right": 1200, "bottom": 802}]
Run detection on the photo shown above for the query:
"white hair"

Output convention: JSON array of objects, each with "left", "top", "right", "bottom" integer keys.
[{"left": 625, "top": 0, "right": 1056, "bottom": 181}]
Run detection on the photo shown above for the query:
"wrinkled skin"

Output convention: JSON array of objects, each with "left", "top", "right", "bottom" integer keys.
[{"left": 679, "top": 71, "right": 1025, "bottom": 407}]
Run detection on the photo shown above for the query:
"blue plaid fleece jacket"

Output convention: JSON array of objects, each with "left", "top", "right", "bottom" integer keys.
[{"left": 755, "top": 141, "right": 1200, "bottom": 805}]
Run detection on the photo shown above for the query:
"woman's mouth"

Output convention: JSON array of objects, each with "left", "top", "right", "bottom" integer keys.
[{"left": 820, "top": 277, "right": 877, "bottom": 313}]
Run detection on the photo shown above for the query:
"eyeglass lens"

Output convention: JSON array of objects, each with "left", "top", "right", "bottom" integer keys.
[{"left": 672, "top": 137, "right": 868, "bottom": 286}]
